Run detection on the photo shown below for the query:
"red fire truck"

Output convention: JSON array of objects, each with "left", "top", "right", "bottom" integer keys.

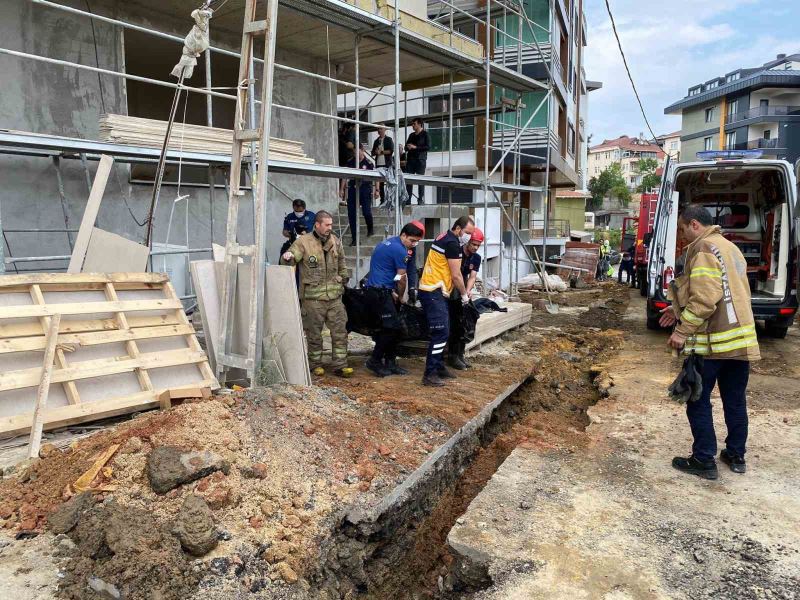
[{"left": 620, "top": 193, "right": 659, "bottom": 295}]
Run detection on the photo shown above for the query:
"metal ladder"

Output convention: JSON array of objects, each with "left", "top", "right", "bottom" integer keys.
[{"left": 216, "top": 0, "right": 279, "bottom": 384}]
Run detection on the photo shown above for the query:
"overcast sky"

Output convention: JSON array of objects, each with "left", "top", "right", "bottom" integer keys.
[{"left": 583, "top": 0, "right": 800, "bottom": 146}]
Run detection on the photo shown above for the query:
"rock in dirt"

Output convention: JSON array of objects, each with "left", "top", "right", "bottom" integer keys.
[
  {"left": 240, "top": 462, "right": 269, "bottom": 479},
  {"left": 47, "top": 491, "right": 94, "bottom": 535},
  {"left": 275, "top": 561, "right": 299, "bottom": 584},
  {"left": 62, "top": 500, "right": 200, "bottom": 600},
  {"left": 87, "top": 575, "right": 121, "bottom": 600},
  {"left": 173, "top": 495, "right": 218, "bottom": 557},
  {"left": 38, "top": 443, "right": 58, "bottom": 459},
  {"left": 146, "top": 446, "right": 229, "bottom": 494}
]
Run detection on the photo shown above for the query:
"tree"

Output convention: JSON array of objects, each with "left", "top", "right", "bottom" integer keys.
[
  {"left": 635, "top": 158, "right": 661, "bottom": 193},
  {"left": 588, "top": 163, "right": 630, "bottom": 209}
]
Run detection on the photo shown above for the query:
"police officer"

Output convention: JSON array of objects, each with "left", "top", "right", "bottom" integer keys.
[
  {"left": 281, "top": 210, "right": 353, "bottom": 378},
  {"left": 418, "top": 216, "right": 475, "bottom": 387},
  {"left": 448, "top": 228, "right": 483, "bottom": 370},
  {"left": 281, "top": 199, "right": 316, "bottom": 256},
  {"left": 363, "top": 221, "right": 425, "bottom": 377}
]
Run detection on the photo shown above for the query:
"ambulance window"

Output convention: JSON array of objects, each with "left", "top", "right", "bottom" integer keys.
[{"left": 703, "top": 204, "right": 750, "bottom": 229}]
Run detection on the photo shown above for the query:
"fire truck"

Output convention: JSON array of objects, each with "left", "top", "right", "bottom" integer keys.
[{"left": 620, "top": 192, "right": 659, "bottom": 295}]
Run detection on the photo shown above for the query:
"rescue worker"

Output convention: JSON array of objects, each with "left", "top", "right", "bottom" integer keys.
[
  {"left": 280, "top": 199, "right": 315, "bottom": 256},
  {"left": 659, "top": 205, "right": 760, "bottom": 480},
  {"left": 363, "top": 221, "right": 425, "bottom": 377},
  {"left": 618, "top": 250, "right": 634, "bottom": 286},
  {"left": 281, "top": 210, "right": 353, "bottom": 378},
  {"left": 597, "top": 239, "right": 611, "bottom": 281},
  {"left": 448, "top": 228, "right": 483, "bottom": 370},
  {"left": 418, "top": 216, "right": 475, "bottom": 387}
]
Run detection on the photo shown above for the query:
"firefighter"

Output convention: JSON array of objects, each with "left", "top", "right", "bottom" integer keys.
[
  {"left": 660, "top": 205, "right": 760, "bottom": 480},
  {"left": 363, "top": 221, "right": 425, "bottom": 377},
  {"left": 418, "top": 216, "right": 474, "bottom": 387},
  {"left": 281, "top": 210, "right": 353, "bottom": 378},
  {"left": 448, "top": 228, "right": 483, "bottom": 370}
]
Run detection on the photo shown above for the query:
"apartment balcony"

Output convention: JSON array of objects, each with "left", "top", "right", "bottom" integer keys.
[
  {"left": 724, "top": 138, "right": 785, "bottom": 152},
  {"left": 726, "top": 105, "right": 800, "bottom": 125},
  {"left": 494, "top": 43, "right": 552, "bottom": 69}
]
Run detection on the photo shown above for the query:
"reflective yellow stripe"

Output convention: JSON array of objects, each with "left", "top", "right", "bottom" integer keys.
[
  {"left": 690, "top": 269, "right": 722, "bottom": 279},
  {"left": 688, "top": 334, "right": 709, "bottom": 343},
  {"left": 708, "top": 324, "right": 756, "bottom": 343},
  {"left": 711, "top": 335, "right": 758, "bottom": 353},
  {"left": 681, "top": 309, "right": 704, "bottom": 326},
  {"left": 684, "top": 345, "right": 710, "bottom": 355}
]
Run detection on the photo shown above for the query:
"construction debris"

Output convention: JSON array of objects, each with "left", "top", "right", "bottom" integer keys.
[{"left": 146, "top": 446, "right": 229, "bottom": 494}]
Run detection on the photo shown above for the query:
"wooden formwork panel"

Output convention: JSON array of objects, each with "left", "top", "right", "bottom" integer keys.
[{"left": 0, "top": 273, "right": 218, "bottom": 437}]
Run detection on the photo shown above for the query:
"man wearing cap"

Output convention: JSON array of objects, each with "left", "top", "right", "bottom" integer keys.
[
  {"left": 418, "top": 216, "right": 475, "bottom": 387},
  {"left": 363, "top": 221, "right": 425, "bottom": 377},
  {"left": 448, "top": 228, "right": 483, "bottom": 370},
  {"left": 281, "top": 199, "right": 316, "bottom": 257}
]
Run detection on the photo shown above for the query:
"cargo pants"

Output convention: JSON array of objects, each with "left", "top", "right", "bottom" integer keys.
[{"left": 302, "top": 298, "right": 349, "bottom": 370}]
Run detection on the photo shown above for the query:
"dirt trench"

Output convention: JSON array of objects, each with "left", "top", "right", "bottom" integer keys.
[{"left": 312, "top": 294, "right": 627, "bottom": 599}]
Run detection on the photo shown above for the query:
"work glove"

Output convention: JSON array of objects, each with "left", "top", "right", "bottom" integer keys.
[
  {"left": 407, "top": 289, "right": 417, "bottom": 305},
  {"left": 667, "top": 352, "right": 704, "bottom": 404}
]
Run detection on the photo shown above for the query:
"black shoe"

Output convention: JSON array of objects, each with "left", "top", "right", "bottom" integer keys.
[
  {"left": 350, "top": 238, "right": 357, "bottom": 247},
  {"left": 365, "top": 358, "right": 391, "bottom": 377},
  {"left": 448, "top": 355, "right": 467, "bottom": 370},
  {"left": 460, "top": 353, "right": 473, "bottom": 369},
  {"left": 367, "top": 229, "right": 374, "bottom": 238},
  {"left": 720, "top": 449, "right": 747, "bottom": 474},
  {"left": 385, "top": 359, "right": 408, "bottom": 375},
  {"left": 437, "top": 365, "right": 457, "bottom": 379},
  {"left": 672, "top": 456, "right": 719, "bottom": 480},
  {"left": 422, "top": 373, "right": 446, "bottom": 387}
]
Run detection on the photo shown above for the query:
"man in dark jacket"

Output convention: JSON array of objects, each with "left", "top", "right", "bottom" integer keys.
[
  {"left": 404, "top": 118, "right": 429, "bottom": 205},
  {"left": 371, "top": 126, "right": 394, "bottom": 207}
]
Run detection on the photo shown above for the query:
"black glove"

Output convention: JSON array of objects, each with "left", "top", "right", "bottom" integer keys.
[
  {"left": 668, "top": 352, "right": 704, "bottom": 404},
  {"left": 407, "top": 289, "right": 417, "bottom": 304}
]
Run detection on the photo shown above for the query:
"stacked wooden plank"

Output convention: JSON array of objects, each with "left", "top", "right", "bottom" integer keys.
[
  {"left": 466, "top": 302, "right": 532, "bottom": 351},
  {"left": 0, "top": 273, "right": 218, "bottom": 437},
  {"left": 558, "top": 242, "right": 600, "bottom": 283},
  {"left": 98, "top": 114, "right": 314, "bottom": 163}
]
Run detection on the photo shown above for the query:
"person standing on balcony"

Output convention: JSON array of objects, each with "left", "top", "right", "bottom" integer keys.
[
  {"left": 404, "top": 118, "right": 430, "bottom": 206},
  {"left": 372, "top": 126, "right": 394, "bottom": 207}
]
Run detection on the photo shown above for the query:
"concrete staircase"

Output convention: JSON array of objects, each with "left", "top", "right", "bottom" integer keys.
[{"left": 334, "top": 205, "right": 395, "bottom": 279}]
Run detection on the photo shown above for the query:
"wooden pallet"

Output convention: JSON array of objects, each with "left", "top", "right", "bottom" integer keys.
[{"left": 0, "top": 273, "right": 218, "bottom": 437}]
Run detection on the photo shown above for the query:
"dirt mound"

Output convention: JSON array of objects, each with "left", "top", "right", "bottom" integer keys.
[{"left": 59, "top": 500, "right": 200, "bottom": 600}]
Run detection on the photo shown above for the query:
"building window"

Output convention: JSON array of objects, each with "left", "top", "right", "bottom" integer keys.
[
  {"left": 726, "top": 72, "right": 740, "bottom": 83},
  {"left": 567, "top": 123, "right": 576, "bottom": 156},
  {"left": 436, "top": 175, "right": 474, "bottom": 204},
  {"left": 704, "top": 137, "right": 713, "bottom": 151},
  {"left": 725, "top": 132, "right": 736, "bottom": 149},
  {"left": 705, "top": 107, "right": 715, "bottom": 123},
  {"left": 670, "top": 141, "right": 678, "bottom": 150},
  {"left": 428, "top": 92, "right": 475, "bottom": 152},
  {"left": 764, "top": 130, "right": 771, "bottom": 140},
  {"left": 706, "top": 81, "right": 718, "bottom": 89},
  {"left": 689, "top": 86, "right": 702, "bottom": 96}
]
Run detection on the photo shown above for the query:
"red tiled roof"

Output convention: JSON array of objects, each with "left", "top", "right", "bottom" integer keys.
[
  {"left": 556, "top": 190, "right": 592, "bottom": 198},
  {"left": 589, "top": 135, "right": 665, "bottom": 157}
]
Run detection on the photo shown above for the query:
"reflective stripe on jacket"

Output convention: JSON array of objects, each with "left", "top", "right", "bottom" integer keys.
[
  {"left": 287, "top": 232, "right": 348, "bottom": 301},
  {"left": 668, "top": 226, "right": 760, "bottom": 361}
]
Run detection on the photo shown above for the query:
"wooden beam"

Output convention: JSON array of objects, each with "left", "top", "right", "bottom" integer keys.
[
  {"left": 68, "top": 154, "right": 115, "bottom": 273},
  {"left": 0, "top": 323, "right": 195, "bottom": 354},
  {"left": 0, "top": 272, "right": 168, "bottom": 290},
  {"left": 0, "top": 348, "right": 209, "bottom": 392},
  {"left": 30, "top": 285, "right": 81, "bottom": 406},
  {"left": 104, "top": 282, "right": 153, "bottom": 395},
  {"left": 27, "top": 313, "right": 61, "bottom": 459},
  {"left": 0, "top": 298, "right": 182, "bottom": 320},
  {"left": 0, "top": 314, "right": 183, "bottom": 340}
]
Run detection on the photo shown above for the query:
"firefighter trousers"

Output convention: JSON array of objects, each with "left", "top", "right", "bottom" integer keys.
[{"left": 302, "top": 298, "right": 349, "bottom": 370}]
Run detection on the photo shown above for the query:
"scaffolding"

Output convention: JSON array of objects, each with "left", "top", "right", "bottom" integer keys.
[{"left": 0, "top": 0, "right": 562, "bottom": 379}]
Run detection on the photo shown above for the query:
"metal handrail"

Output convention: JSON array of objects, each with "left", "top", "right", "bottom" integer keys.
[{"left": 726, "top": 105, "right": 800, "bottom": 124}]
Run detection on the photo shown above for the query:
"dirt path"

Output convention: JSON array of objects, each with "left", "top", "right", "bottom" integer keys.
[{"left": 450, "top": 288, "right": 800, "bottom": 599}]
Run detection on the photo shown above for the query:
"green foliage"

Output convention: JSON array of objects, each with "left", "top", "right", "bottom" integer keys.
[
  {"left": 588, "top": 163, "right": 630, "bottom": 209},
  {"left": 594, "top": 228, "right": 622, "bottom": 249},
  {"left": 635, "top": 158, "right": 662, "bottom": 193}
]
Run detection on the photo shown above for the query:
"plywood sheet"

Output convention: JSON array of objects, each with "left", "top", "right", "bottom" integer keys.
[
  {"left": 82, "top": 228, "right": 149, "bottom": 273},
  {"left": 263, "top": 265, "right": 311, "bottom": 386}
]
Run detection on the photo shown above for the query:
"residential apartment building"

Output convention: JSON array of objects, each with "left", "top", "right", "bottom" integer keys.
[
  {"left": 657, "top": 131, "right": 682, "bottom": 162},
  {"left": 665, "top": 53, "right": 800, "bottom": 163},
  {"left": 587, "top": 135, "right": 666, "bottom": 190}
]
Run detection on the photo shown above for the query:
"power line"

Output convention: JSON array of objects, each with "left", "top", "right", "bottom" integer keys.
[{"left": 603, "top": 0, "right": 660, "bottom": 144}]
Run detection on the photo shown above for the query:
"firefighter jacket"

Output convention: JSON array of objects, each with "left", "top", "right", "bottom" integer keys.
[
  {"left": 286, "top": 231, "right": 348, "bottom": 301},
  {"left": 667, "top": 226, "right": 760, "bottom": 361}
]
